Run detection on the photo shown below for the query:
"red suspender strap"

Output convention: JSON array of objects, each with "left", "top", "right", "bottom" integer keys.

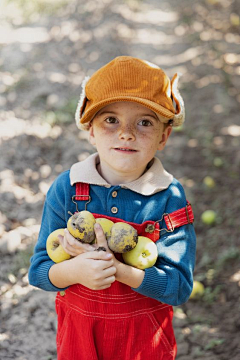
[
  {"left": 74, "top": 183, "right": 194, "bottom": 233},
  {"left": 163, "top": 201, "right": 194, "bottom": 232},
  {"left": 75, "top": 182, "right": 90, "bottom": 201}
]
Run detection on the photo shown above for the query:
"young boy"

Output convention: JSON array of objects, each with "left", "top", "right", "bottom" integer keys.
[{"left": 29, "top": 56, "right": 196, "bottom": 360}]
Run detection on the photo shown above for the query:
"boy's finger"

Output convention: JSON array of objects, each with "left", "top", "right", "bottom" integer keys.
[
  {"left": 83, "top": 249, "right": 112, "bottom": 261},
  {"left": 64, "top": 229, "right": 95, "bottom": 251},
  {"left": 94, "top": 223, "right": 109, "bottom": 250}
]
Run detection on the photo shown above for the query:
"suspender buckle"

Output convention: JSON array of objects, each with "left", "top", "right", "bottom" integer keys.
[
  {"left": 185, "top": 203, "right": 192, "bottom": 224},
  {"left": 154, "top": 213, "right": 175, "bottom": 233},
  {"left": 72, "top": 195, "right": 92, "bottom": 212}
]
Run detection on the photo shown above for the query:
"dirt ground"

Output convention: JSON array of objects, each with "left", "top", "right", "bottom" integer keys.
[{"left": 0, "top": 0, "right": 240, "bottom": 359}]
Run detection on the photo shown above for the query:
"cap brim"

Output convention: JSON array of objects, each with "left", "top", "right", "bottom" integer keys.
[{"left": 77, "top": 96, "right": 175, "bottom": 130}]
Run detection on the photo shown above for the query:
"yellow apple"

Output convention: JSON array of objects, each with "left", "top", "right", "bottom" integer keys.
[
  {"left": 67, "top": 210, "right": 96, "bottom": 243},
  {"left": 46, "top": 228, "right": 71, "bottom": 263},
  {"left": 122, "top": 236, "right": 158, "bottom": 269},
  {"left": 201, "top": 210, "right": 216, "bottom": 225},
  {"left": 189, "top": 280, "right": 205, "bottom": 300}
]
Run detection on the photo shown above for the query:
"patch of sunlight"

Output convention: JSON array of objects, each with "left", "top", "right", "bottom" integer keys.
[
  {"left": 0, "top": 71, "right": 22, "bottom": 86},
  {"left": 153, "top": 47, "right": 204, "bottom": 66},
  {"left": 0, "top": 333, "right": 10, "bottom": 342},
  {"left": 185, "top": 179, "right": 195, "bottom": 188},
  {"left": 221, "top": 125, "right": 240, "bottom": 137},
  {"left": 188, "top": 139, "right": 198, "bottom": 148},
  {"left": 230, "top": 270, "right": 240, "bottom": 286},
  {"left": 174, "top": 308, "right": 187, "bottom": 319},
  {"left": 4, "top": 284, "right": 33, "bottom": 299},
  {"left": 0, "top": 113, "right": 63, "bottom": 140},
  {"left": 195, "top": 74, "right": 222, "bottom": 89},
  {"left": 132, "top": 28, "right": 177, "bottom": 45},
  {"left": 1, "top": 224, "right": 40, "bottom": 253},
  {"left": 213, "top": 104, "right": 224, "bottom": 114},
  {"left": 0, "top": 170, "right": 46, "bottom": 202},
  {"left": 113, "top": 5, "right": 178, "bottom": 24},
  {"left": 0, "top": 26, "right": 50, "bottom": 45},
  {"left": 224, "top": 53, "right": 240, "bottom": 65},
  {"left": 49, "top": 72, "right": 67, "bottom": 84}
]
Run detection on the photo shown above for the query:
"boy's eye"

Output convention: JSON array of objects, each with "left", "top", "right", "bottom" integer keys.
[
  {"left": 105, "top": 116, "right": 118, "bottom": 124},
  {"left": 138, "top": 119, "right": 152, "bottom": 127}
]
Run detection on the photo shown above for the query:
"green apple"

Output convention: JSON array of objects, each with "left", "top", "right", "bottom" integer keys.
[
  {"left": 46, "top": 228, "right": 71, "bottom": 263},
  {"left": 122, "top": 236, "right": 158, "bottom": 270},
  {"left": 213, "top": 157, "right": 223, "bottom": 167},
  {"left": 190, "top": 280, "right": 205, "bottom": 300},
  {"left": 203, "top": 176, "right": 216, "bottom": 188},
  {"left": 201, "top": 210, "right": 217, "bottom": 225}
]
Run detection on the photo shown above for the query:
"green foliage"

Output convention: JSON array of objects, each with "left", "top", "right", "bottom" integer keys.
[
  {"left": 44, "top": 98, "right": 78, "bottom": 126},
  {"left": 202, "top": 285, "right": 222, "bottom": 304},
  {"left": 10, "top": 244, "right": 34, "bottom": 277},
  {"left": 216, "top": 247, "right": 240, "bottom": 270},
  {"left": 205, "top": 338, "right": 225, "bottom": 350},
  {"left": 4, "top": 0, "right": 68, "bottom": 21}
]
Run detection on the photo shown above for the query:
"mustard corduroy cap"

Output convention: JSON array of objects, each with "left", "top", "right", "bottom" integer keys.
[{"left": 75, "top": 56, "right": 185, "bottom": 130}]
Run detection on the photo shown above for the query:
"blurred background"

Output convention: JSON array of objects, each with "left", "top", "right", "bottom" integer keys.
[{"left": 0, "top": 0, "right": 239, "bottom": 359}]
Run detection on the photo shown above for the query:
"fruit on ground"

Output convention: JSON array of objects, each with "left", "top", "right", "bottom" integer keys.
[
  {"left": 189, "top": 280, "right": 205, "bottom": 300},
  {"left": 122, "top": 236, "right": 158, "bottom": 269},
  {"left": 108, "top": 222, "right": 138, "bottom": 253},
  {"left": 96, "top": 218, "right": 114, "bottom": 238},
  {"left": 67, "top": 210, "right": 96, "bottom": 243},
  {"left": 203, "top": 176, "right": 215, "bottom": 188},
  {"left": 201, "top": 210, "right": 216, "bottom": 225},
  {"left": 46, "top": 228, "right": 71, "bottom": 263}
]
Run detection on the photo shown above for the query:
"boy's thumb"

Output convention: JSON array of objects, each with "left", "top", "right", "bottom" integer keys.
[{"left": 94, "top": 223, "right": 109, "bottom": 251}]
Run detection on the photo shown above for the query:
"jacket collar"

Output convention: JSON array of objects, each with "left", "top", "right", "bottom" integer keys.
[{"left": 70, "top": 153, "right": 173, "bottom": 196}]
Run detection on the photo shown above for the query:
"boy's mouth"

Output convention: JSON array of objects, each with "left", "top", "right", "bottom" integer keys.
[{"left": 114, "top": 147, "right": 137, "bottom": 152}]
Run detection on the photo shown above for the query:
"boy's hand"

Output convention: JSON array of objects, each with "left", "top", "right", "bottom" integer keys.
[
  {"left": 94, "top": 222, "right": 121, "bottom": 270},
  {"left": 49, "top": 223, "right": 117, "bottom": 290},
  {"left": 69, "top": 223, "right": 117, "bottom": 290},
  {"left": 70, "top": 250, "right": 116, "bottom": 290},
  {"left": 58, "top": 229, "right": 96, "bottom": 257}
]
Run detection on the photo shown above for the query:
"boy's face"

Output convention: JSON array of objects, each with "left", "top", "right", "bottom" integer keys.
[{"left": 89, "top": 102, "right": 172, "bottom": 184}]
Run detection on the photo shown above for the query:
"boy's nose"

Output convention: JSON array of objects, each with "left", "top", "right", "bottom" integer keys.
[{"left": 118, "top": 125, "right": 136, "bottom": 141}]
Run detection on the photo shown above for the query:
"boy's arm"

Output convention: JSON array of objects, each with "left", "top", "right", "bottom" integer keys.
[
  {"left": 49, "top": 250, "right": 116, "bottom": 290},
  {"left": 107, "top": 183, "right": 196, "bottom": 306},
  {"left": 132, "top": 183, "right": 196, "bottom": 306}
]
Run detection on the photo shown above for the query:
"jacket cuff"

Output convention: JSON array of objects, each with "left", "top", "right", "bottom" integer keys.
[
  {"left": 132, "top": 266, "right": 167, "bottom": 300},
  {"left": 31, "top": 261, "right": 68, "bottom": 292}
]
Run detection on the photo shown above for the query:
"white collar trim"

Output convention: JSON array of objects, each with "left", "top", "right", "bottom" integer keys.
[{"left": 70, "top": 153, "right": 173, "bottom": 196}]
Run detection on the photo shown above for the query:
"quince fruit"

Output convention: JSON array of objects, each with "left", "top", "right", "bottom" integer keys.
[
  {"left": 108, "top": 222, "right": 138, "bottom": 253},
  {"left": 67, "top": 210, "right": 96, "bottom": 243}
]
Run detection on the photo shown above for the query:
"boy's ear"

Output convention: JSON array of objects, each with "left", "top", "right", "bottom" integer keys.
[
  {"left": 89, "top": 125, "right": 96, "bottom": 146},
  {"left": 158, "top": 126, "right": 172, "bottom": 151}
]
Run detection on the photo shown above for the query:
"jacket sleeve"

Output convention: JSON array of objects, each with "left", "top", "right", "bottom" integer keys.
[
  {"left": 133, "top": 181, "right": 196, "bottom": 305},
  {"left": 28, "top": 172, "right": 70, "bottom": 292}
]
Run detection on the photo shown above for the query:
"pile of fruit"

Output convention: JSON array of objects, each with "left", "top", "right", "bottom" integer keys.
[{"left": 46, "top": 210, "right": 158, "bottom": 269}]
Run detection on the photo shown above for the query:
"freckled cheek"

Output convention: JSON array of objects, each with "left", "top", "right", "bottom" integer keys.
[
  {"left": 94, "top": 126, "right": 116, "bottom": 137},
  {"left": 139, "top": 134, "right": 161, "bottom": 150}
]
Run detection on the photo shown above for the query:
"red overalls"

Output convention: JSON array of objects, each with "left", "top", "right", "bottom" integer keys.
[{"left": 55, "top": 183, "right": 194, "bottom": 360}]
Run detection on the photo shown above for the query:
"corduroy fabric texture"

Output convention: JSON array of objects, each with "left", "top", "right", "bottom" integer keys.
[
  {"left": 55, "top": 283, "right": 177, "bottom": 360},
  {"left": 75, "top": 56, "right": 185, "bottom": 130}
]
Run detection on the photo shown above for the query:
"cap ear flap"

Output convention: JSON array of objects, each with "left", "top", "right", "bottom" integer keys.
[
  {"left": 75, "top": 76, "right": 90, "bottom": 129},
  {"left": 171, "top": 73, "right": 185, "bottom": 126}
]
